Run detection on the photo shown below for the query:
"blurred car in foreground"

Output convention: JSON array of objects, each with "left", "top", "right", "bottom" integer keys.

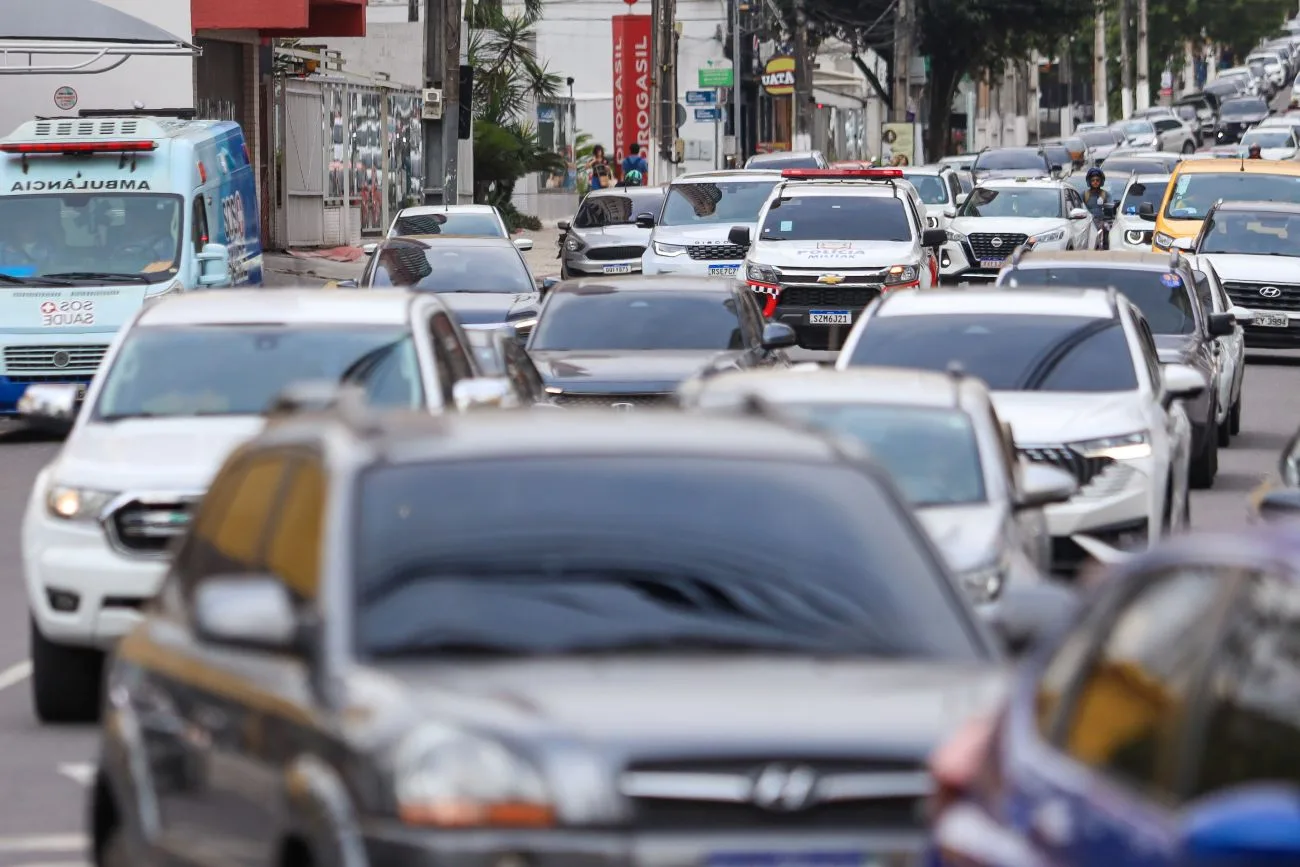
[
  {"left": 927, "top": 528, "right": 1300, "bottom": 867},
  {"left": 94, "top": 404, "right": 1037, "bottom": 865}
]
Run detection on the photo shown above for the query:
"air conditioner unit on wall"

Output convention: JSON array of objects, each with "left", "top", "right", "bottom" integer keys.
[{"left": 422, "top": 89, "right": 443, "bottom": 120}]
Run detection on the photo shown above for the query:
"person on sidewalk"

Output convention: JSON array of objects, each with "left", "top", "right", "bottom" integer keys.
[
  {"left": 621, "top": 143, "right": 649, "bottom": 185},
  {"left": 590, "top": 144, "right": 613, "bottom": 189}
]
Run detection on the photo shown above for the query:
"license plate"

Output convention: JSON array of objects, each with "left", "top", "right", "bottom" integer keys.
[
  {"left": 75, "top": 384, "right": 86, "bottom": 401},
  {"left": 602, "top": 264, "right": 633, "bottom": 274},
  {"left": 979, "top": 259, "right": 1005, "bottom": 269},
  {"left": 1256, "top": 313, "right": 1290, "bottom": 327},
  {"left": 707, "top": 852, "right": 876, "bottom": 867},
  {"left": 708, "top": 264, "right": 739, "bottom": 277},
  {"left": 809, "top": 310, "right": 852, "bottom": 325}
]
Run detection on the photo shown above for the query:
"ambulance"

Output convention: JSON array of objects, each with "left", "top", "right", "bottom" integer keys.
[{"left": 0, "top": 112, "right": 261, "bottom": 411}]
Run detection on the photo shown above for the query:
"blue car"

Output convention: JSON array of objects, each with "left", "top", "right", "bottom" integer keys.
[{"left": 925, "top": 528, "right": 1300, "bottom": 867}]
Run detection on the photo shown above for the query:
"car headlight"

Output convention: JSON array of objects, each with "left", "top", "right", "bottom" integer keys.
[
  {"left": 564, "top": 235, "right": 585, "bottom": 253},
  {"left": 884, "top": 264, "right": 919, "bottom": 285},
  {"left": 1071, "top": 431, "right": 1151, "bottom": 461},
  {"left": 46, "top": 485, "right": 117, "bottom": 521},
  {"left": 1027, "top": 228, "right": 1066, "bottom": 247},
  {"left": 945, "top": 229, "right": 967, "bottom": 242},
  {"left": 926, "top": 215, "right": 940, "bottom": 228},
  {"left": 745, "top": 262, "right": 780, "bottom": 285},
  {"left": 393, "top": 726, "right": 555, "bottom": 828},
  {"left": 1153, "top": 231, "right": 1175, "bottom": 249},
  {"left": 506, "top": 316, "right": 537, "bottom": 334},
  {"left": 1124, "top": 229, "right": 1152, "bottom": 246},
  {"left": 652, "top": 240, "right": 686, "bottom": 257},
  {"left": 959, "top": 558, "right": 1007, "bottom": 604}
]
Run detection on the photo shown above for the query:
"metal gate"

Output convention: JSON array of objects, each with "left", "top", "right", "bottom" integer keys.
[{"left": 281, "top": 79, "right": 327, "bottom": 247}]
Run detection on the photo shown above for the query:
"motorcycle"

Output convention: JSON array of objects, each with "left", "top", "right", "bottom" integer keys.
[{"left": 1093, "top": 201, "right": 1117, "bottom": 250}]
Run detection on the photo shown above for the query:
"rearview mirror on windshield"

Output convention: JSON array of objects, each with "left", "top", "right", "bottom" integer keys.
[
  {"left": 196, "top": 242, "right": 231, "bottom": 287},
  {"left": 17, "top": 383, "right": 81, "bottom": 435}
]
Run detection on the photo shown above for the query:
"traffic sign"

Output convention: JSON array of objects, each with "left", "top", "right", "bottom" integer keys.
[
  {"left": 698, "top": 67, "right": 733, "bottom": 88},
  {"left": 694, "top": 107, "right": 722, "bottom": 122},
  {"left": 686, "top": 90, "right": 717, "bottom": 105}
]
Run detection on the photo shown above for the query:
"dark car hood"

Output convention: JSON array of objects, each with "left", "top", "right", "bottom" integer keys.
[
  {"left": 437, "top": 291, "right": 539, "bottom": 325},
  {"left": 376, "top": 659, "right": 1008, "bottom": 756},
  {"left": 1222, "top": 113, "right": 1268, "bottom": 125},
  {"left": 530, "top": 349, "right": 747, "bottom": 392}
]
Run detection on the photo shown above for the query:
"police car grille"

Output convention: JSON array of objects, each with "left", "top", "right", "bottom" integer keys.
[
  {"left": 586, "top": 245, "right": 647, "bottom": 261},
  {"left": 109, "top": 498, "right": 198, "bottom": 555},
  {"left": 780, "top": 286, "right": 880, "bottom": 308},
  {"left": 1018, "top": 445, "right": 1111, "bottom": 488},
  {"left": 5, "top": 344, "right": 108, "bottom": 372},
  {"left": 687, "top": 244, "right": 747, "bottom": 260},
  {"left": 551, "top": 393, "right": 674, "bottom": 408},
  {"left": 1223, "top": 281, "right": 1300, "bottom": 312},
  {"left": 967, "top": 233, "right": 1028, "bottom": 260}
]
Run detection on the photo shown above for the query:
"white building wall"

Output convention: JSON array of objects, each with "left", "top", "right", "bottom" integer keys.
[
  {"left": 321, "top": 0, "right": 424, "bottom": 87},
  {"left": 0, "top": 0, "right": 193, "bottom": 137}
]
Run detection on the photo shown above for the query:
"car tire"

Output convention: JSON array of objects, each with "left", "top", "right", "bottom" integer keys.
[
  {"left": 1218, "top": 412, "right": 1232, "bottom": 447},
  {"left": 1182, "top": 142, "right": 1195, "bottom": 154},
  {"left": 30, "top": 616, "right": 103, "bottom": 724},
  {"left": 1190, "top": 426, "right": 1219, "bottom": 490},
  {"left": 1230, "top": 394, "right": 1242, "bottom": 436}
]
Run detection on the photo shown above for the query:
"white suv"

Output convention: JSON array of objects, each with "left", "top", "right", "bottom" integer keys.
[
  {"left": 836, "top": 287, "right": 1204, "bottom": 574},
  {"left": 734, "top": 167, "right": 946, "bottom": 350},
  {"left": 900, "top": 165, "right": 966, "bottom": 229}
]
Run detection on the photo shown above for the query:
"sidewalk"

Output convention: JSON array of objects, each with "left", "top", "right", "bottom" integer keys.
[{"left": 263, "top": 227, "right": 562, "bottom": 285}]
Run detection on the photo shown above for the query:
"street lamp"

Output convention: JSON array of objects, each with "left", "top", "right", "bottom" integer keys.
[{"left": 567, "top": 76, "right": 576, "bottom": 189}]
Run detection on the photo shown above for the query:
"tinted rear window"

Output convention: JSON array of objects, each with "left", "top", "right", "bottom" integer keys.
[
  {"left": 531, "top": 289, "right": 746, "bottom": 351},
  {"left": 1004, "top": 267, "right": 1196, "bottom": 334},
  {"left": 575, "top": 192, "right": 666, "bottom": 228},
  {"left": 974, "top": 149, "right": 1049, "bottom": 170}
]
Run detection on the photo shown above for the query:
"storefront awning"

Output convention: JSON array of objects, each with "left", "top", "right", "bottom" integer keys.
[
  {"left": 0, "top": 0, "right": 197, "bottom": 74},
  {"left": 194, "top": 0, "right": 367, "bottom": 38}
]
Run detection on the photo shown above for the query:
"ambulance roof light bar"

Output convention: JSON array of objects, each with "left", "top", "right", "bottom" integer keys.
[
  {"left": 781, "top": 168, "right": 904, "bottom": 179},
  {"left": 0, "top": 140, "right": 157, "bottom": 155}
]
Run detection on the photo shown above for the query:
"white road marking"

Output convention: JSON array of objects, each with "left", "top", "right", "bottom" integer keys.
[
  {"left": 57, "top": 763, "right": 94, "bottom": 787},
  {"left": 0, "top": 835, "right": 86, "bottom": 852},
  {"left": 0, "top": 660, "right": 32, "bottom": 692}
]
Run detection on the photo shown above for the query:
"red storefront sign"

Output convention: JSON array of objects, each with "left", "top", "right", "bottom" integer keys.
[
  {"left": 611, "top": 14, "right": 652, "bottom": 164},
  {"left": 193, "top": 0, "right": 366, "bottom": 37}
]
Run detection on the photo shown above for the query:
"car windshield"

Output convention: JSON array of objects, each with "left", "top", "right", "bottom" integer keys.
[
  {"left": 1120, "top": 179, "right": 1170, "bottom": 215},
  {"left": 1199, "top": 211, "right": 1300, "bottom": 256},
  {"left": 1165, "top": 172, "right": 1300, "bottom": 219},
  {"left": 574, "top": 192, "right": 666, "bottom": 228},
  {"left": 973, "top": 149, "right": 1047, "bottom": 171},
  {"left": 352, "top": 456, "right": 986, "bottom": 660},
  {"left": 1221, "top": 99, "right": 1268, "bottom": 117},
  {"left": 774, "top": 404, "right": 986, "bottom": 506},
  {"left": 660, "top": 180, "right": 780, "bottom": 226},
  {"left": 93, "top": 326, "right": 423, "bottom": 419},
  {"left": 1003, "top": 267, "right": 1196, "bottom": 334},
  {"left": 367, "top": 242, "right": 533, "bottom": 292},
  {"left": 1080, "top": 131, "right": 1117, "bottom": 147},
  {"left": 900, "top": 172, "right": 950, "bottom": 204},
  {"left": 1242, "top": 130, "right": 1296, "bottom": 148},
  {"left": 958, "top": 187, "right": 1062, "bottom": 219},
  {"left": 531, "top": 289, "right": 746, "bottom": 351},
  {"left": 391, "top": 210, "right": 504, "bottom": 238},
  {"left": 759, "top": 195, "right": 912, "bottom": 241},
  {"left": 846, "top": 314, "right": 1139, "bottom": 392},
  {"left": 0, "top": 193, "right": 183, "bottom": 284},
  {"left": 1121, "top": 121, "right": 1156, "bottom": 136}
]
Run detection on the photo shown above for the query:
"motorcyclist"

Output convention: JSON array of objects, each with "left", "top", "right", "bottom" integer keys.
[
  {"left": 1083, "top": 167, "right": 1112, "bottom": 249},
  {"left": 1248, "top": 142, "right": 1263, "bottom": 159}
]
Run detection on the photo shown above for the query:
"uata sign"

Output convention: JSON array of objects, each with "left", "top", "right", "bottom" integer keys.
[
  {"left": 762, "top": 56, "right": 796, "bottom": 96},
  {"left": 612, "top": 14, "right": 652, "bottom": 163}
]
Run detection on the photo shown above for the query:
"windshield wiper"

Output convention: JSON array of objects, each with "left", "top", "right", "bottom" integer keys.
[
  {"left": 0, "top": 273, "right": 72, "bottom": 287},
  {"left": 43, "top": 271, "right": 153, "bottom": 284}
]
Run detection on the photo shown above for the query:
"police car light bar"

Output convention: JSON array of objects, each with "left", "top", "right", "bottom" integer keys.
[
  {"left": 780, "top": 168, "right": 903, "bottom": 179},
  {"left": 0, "top": 140, "right": 157, "bottom": 154}
]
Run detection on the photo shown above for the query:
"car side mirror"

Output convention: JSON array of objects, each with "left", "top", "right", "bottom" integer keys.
[
  {"left": 193, "top": 576, "right": 301, "bottom": 652},
  {"left": 1069, "top": 207, "right": 1090, "bottom": 220},
  {"left": 634, "top": 212, "right": 656, "bottom": 229},
  {"left": 1101, "top": 202, "right": 1118, "bottom": 219},
  {"left": 922, "top": 228, "right": 947, "bottom": 249},
  {"left": 335, "top": 279, "right": 359, "bottom": 289},
  {"left": 1015, "top": 462, "right": 1078, "bottom": 509},
  {"left": 1208, "top": 312, "right": 1235, "bottom": 336},
  {"left": 760, "top": 321, "right": 798, "bottom": 349},
  {"left": 196, "top": 242, "right": 232, "bottom": 287},
  {"left": 513, "top": 237, "right": 534, "bottom": 251},
  {"left": 539, "top": 276, "right": 559, "bottom": 294},
  {"left": 1172, "top": 236, "right": 1195, "bottom": 251},
  {"left": 1138, "top": 201, "right": 1156, "bottom": 219},
  {"left": 988, "top": 582, "right": 1079, "bottom": 655},
  {"left": 362, "top": 242, "right": 378, "bottom": 256},
  {"left": 727, "top": 225, "right": 751, "bottom": 247},
  {"left": 1163, "top": 362, "right": 1207, "bottom": 398},
  {"left": 1229, "top": 305, "right": 1255, "bottom": 323},
  {"left": 1179, "top": 784, "right": 1300, "bottom": 865},
  {"left": 943, "top": 206, "right": 957, "bottom": 219},
  {"left": 16, "top": 382, "right": 81, "bottom": 434},
  {"left": 955, "top": 193, "right": 968, "bottom": 206},
  {"left": 556, "top": 219, "right": 571, "bottom": 231},
  {"left": 452, "top": 377, "right": 514, "bottom": 411}
]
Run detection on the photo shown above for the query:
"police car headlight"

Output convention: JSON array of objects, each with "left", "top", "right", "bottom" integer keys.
[
  {"left": 1124, "top": 229, "right": 1152, "bottom": 246},
  {"left": 746, "top": 263, "right": 779, "bottom": 285},
  {"left": 884, "top": 264, "right": 919, "bottom": 285},
  {"left": 652, "top": 241, "right": 687, "bottom": 257},
  {"left": 145, "top": 278, "right": 182, "bottom": 299},
  {"left": 1027, "top": 229, "right": 1066, "bottom": 247}
]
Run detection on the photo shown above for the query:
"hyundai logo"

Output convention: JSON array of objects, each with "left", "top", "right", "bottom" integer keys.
[
  {"left": 1260, "top": 286, "right": 1282, "bottom": 298},
  {"left": 751, "top": 763, "right": 819, "bottom": 811}
]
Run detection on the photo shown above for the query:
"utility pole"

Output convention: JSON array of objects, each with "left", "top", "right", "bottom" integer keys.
[
  {"left": 1135, "top": 0, "right": 1150, "bottom": 109},
  {"left": 731, "top": 0, "right": 743, "bottom": 161},
  {"left": 1062, "top": 36, "right": 1074, "bottom": 135},
  {"left": 891, "top": 0, "right": 912, "bottom": 122},
  {"left": 1119, "top": 0, "right": 1133, "bottom": 119},
  {"left": 422, "top": 0, "right": 463, "bottom": 204},
  {"left": 792, "top": 0, "right": 813, "bottom": 148},
  {"left": 1093, "top": 3, "right": 1108, "bottom": 124},
  {"left": 1183, "top": 42, "right": 1196, "bottom": 94}
]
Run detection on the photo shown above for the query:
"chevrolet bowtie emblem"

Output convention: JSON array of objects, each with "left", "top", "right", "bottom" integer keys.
[{"left": 818, "top": 274, "right": 846, "bottom": 284}]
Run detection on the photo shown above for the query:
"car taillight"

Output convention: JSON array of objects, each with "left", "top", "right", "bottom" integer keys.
[{"left": 928, "top": 713, "right": 1000, "bottom": 820}]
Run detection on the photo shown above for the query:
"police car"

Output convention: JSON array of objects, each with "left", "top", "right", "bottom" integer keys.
[
  {"left": 730, "top": 168, "right": 947, "bottom": 350},
  {"left": 942, "top": 177, "right": 1096, "bottom": 282}
]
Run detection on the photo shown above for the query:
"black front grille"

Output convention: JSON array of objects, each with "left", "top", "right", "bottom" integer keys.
[
  {"left": 551, "top": 393, "right": 674, "bottom": 408},
  {"left": 967, "top": 233, "right": 1028, "bottom": 260},
  {"left": 629, "top": 798, "right": 922, "bottom": 830},
  {"left": 687, "top": 243, "right": 747, "bottom": 260},
  {"left": 778, "top": 272, "right": 884, "bottom": 286},
  {"left": 586, "top": 245, "right": 646, "bottom": 261},
  {"left": 779, "top": 286, "right": 880, "bottom": 307},
  {"left": 1223, "top": 282, "right": 1300, "bottom": 312},
  {"left": 1019, "top": 445, "right": 1112, "bottom": 488},
  {"left": 109, "top": 499, "right": 196, "bottom": 554}
]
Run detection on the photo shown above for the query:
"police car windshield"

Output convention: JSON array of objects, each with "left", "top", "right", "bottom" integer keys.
[
  {"left": 958, "top": 187, "right": 1063, "bottom": 219},
  {"left": 1165, "top": 172, "right": 1300, "bottom": 219},
  {"left": 0, "top": 194, "right": 182, "bottom": 284},
  {"left": 1004, "top": 267, "right": 1196, "bottom": 334},
  {"left": 93, "top": 326, "right": 424, "bottom": 420},
  {"left": 759, "top": 196, "right": 912, "bottom": 241},
  {"left": 659, "top": 181, "right": 780, "bottom": 226},
  {"left": 1120, "top": 179, "right": 1169, "bottom": 214},
  {"left": 846, "top": 314, "right": 1139, "bottom": 392},
  {"left": 368, "top": 243, "right": 534, "bottom": 292},
  {"left": 1200, "top": 211, "right": 1300, "bottom": 257},
  {"left": 531, "top": 289, "right": 746, "bottom": 351},
  {"left": 900, "top": 173, "right": 949, "bottom": 204}
]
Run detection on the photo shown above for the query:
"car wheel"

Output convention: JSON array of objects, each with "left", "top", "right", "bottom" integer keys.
[
  {"left": 1182, "top": 141, "right": 1195, "bottom": 154},
  {"left": 30, "top": 616, "right": 103, "bottom": 723},
  {"left": 1230, "top": 394, "right": 1242, "bottom": 436},
  {"left": 1190, "top": 425, "right": 1219, "bottom": 490},
  {"left": 1217, "top": 412, "right": 1231, "bottom": 447}
]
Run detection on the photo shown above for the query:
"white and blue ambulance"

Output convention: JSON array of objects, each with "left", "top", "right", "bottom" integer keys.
[{"left": 0, "top": 112, "right": 262, "bottom": 412}]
